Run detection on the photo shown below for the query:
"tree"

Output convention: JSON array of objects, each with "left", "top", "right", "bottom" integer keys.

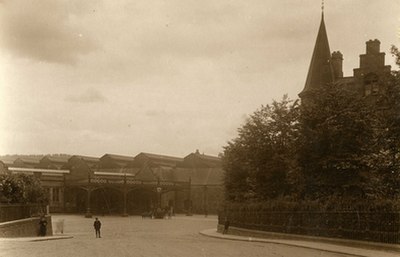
[
  {"left": 366, "top": 45, "right": 400, "bottom": 198},
  {"left": 222, "top": 95, "right": 300, "bottom": 201},
  {"left": 223, "top": 46, "right": 400, "bottom": 204},
  {"left": 0, "top": 173, "right": 48, "bottom": 204},
  {"left": 297, "top": 84, "right": 377, "bottom": 200}
]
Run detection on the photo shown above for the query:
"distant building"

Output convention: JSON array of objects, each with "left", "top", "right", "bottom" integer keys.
[
  {"left": 68, "top": 155, "right": 100, "bottom": 170},
  {"left": 0, "top": 161, "right": 8, "bottom": 175},
  {"left": 98, "top": 154, "right": 135, "bottom": 170},
  {"left": 38, "top": 155, "right": 70, "bottom": 170},
  {"left": 179, "top": 151, "right": 224, "bottom": 214},
  {"left": 13, "top": 157, "right": 41, "bottom": 168},
  {"left": 6, "top": 151, "right": 224, "bottom": 216},
  {"left": 0, "top": 156, "right": 17, "bottom": 168}
]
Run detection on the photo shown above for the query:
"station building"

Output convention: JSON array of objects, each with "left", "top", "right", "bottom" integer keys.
[{"left": 1, "top": 150, "right": 224, "bottom": 217}]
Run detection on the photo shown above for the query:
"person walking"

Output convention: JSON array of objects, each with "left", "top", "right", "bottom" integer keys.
[{"left": 94, "top": 217, "right": 101, "bottom": 238}]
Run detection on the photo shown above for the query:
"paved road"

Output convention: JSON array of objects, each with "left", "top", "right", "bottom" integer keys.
[{"left": 0, "top": 214, "right": 350, "bottom": 257}]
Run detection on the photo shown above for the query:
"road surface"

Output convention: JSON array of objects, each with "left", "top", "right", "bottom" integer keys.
[{"left": 0, "top": 214, "right": 350, "bottom": 257}]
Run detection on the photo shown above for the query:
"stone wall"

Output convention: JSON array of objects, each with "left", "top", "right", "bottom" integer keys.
[
  {"left": 0, "top": 215, "right": 53, "bottom": 237},
  {"left": 0, "top": 204, "right": 43, "bottom": 223}
]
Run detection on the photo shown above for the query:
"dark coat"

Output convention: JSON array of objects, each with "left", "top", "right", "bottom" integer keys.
[{"left": 94, "top": 220, "right": 101, "bottom": 230}]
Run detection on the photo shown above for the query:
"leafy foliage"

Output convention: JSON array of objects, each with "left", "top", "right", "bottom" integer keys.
[
  {"left": 0, "top": 173, "right": 48, "bottom": 204},
  {"left": 298, "top": 84, "right": 377, "bottom": 199},
  {"left": 367, "top": 45, "right": 400, "bottom": 198},
  {"left": 222, "top": 95, "right": 300, "bottom": 201},
  {"left": 223, "top": 46, "right": 400, "bottom": 203}
]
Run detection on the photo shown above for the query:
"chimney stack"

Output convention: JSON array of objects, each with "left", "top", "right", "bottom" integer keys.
[
  {"left": 366, "top": 39, "right": 380, "bottom": 55},
  {"left": 331, "top": 51, "right": 343, "bottom": 79}
]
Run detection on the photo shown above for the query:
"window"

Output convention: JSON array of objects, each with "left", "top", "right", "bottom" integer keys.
[
  {"left": 364, "top": 73, "right": 379, "bottom": 96},
  {"left": 52, "top": 188, "right": 60, "bottom": 202}
]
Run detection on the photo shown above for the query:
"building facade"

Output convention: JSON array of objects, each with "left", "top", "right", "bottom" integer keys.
[
  {"left": 2, "top": 151, "right": 224, "bottom": 217},
  {"left": 299, "top": 12, "right": 392, "bottom": 102}
]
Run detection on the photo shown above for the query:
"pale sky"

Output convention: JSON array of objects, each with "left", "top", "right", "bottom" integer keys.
[{"left": 0, "top": 0, "right": 399, "bottom": 157}]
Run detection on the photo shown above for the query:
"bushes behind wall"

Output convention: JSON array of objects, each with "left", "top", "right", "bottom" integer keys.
[{"left": 218, "top": 200, "right": 400, "bottom": 244}]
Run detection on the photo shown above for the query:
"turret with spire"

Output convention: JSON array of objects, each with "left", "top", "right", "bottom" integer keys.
[
  {"left": 299, "top": 1, "right": 392, "bottom": 106},
  {"left": 299, "top": 4, "right": 335, "bottom": 100}
]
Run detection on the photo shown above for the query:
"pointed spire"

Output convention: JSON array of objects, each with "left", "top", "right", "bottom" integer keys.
[{"left": 299, "top": 9, "right": 334, "bottom": 97}]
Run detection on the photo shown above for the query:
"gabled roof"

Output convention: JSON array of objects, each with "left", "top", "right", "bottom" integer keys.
[
  {"left": 182, "top": 152, "right": 221, "bottom": 168},
  {"left": 0, "top": 156, "right": 17, "bottom": 165},
  {"left": 14, "top": 157, "right": 41, "bottom": 165},
  {"left": 69, "top": 155, "right": 100, "bottom": 163},
  {"left": 196, "top": 154, "right": 220, "bottom": 162},
  {"left": 137, "top": 152, "right": 183, "bottom": 163},
  {"left": 133, "top": 167, "right": 157, "bottom": 181},
  {"left": 0, "top": 159, "right": 14, "bottom": 166},
  {"left": 185, "top": 152, "right": 220, "bottom": 162},
  {"left": 100, "top": 154, "right": 135, "bottom": 162},
  {"left": 300, "top": 13, "right": 335, "bottom": 96},
  {"left": 41, "top": 155, "right": 70, "bottom": 164},
  {"left": 132, "top": 152, "right": 183, "bottom": 168}
]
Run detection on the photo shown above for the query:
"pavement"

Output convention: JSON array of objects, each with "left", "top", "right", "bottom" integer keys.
[
  {"left": 200, "top": 228, "right": 400, "bottom": 257},
  {"left": 0, "top": 234, "right": 73, "bottom": 242}
]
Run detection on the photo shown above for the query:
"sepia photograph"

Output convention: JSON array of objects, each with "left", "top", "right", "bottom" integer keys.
[{"left": 0, "top": 0, "right": 400, "bottom": 256}]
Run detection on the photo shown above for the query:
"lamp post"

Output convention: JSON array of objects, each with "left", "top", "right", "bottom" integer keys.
[
  {"left": 122, "top": 173, "right": 128, "bottom": 217},
  {"left": 156, "top": 177, "right": 162, "bottom": 209},
  {"left": 186, "top": 177, "right": 192, "bottom": 216},
  {"left": 156, "top": 186, "right": 162, "bottom": 208},
  {"left": 85, "top": 172, "right": 92, "bottom": 218}
]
